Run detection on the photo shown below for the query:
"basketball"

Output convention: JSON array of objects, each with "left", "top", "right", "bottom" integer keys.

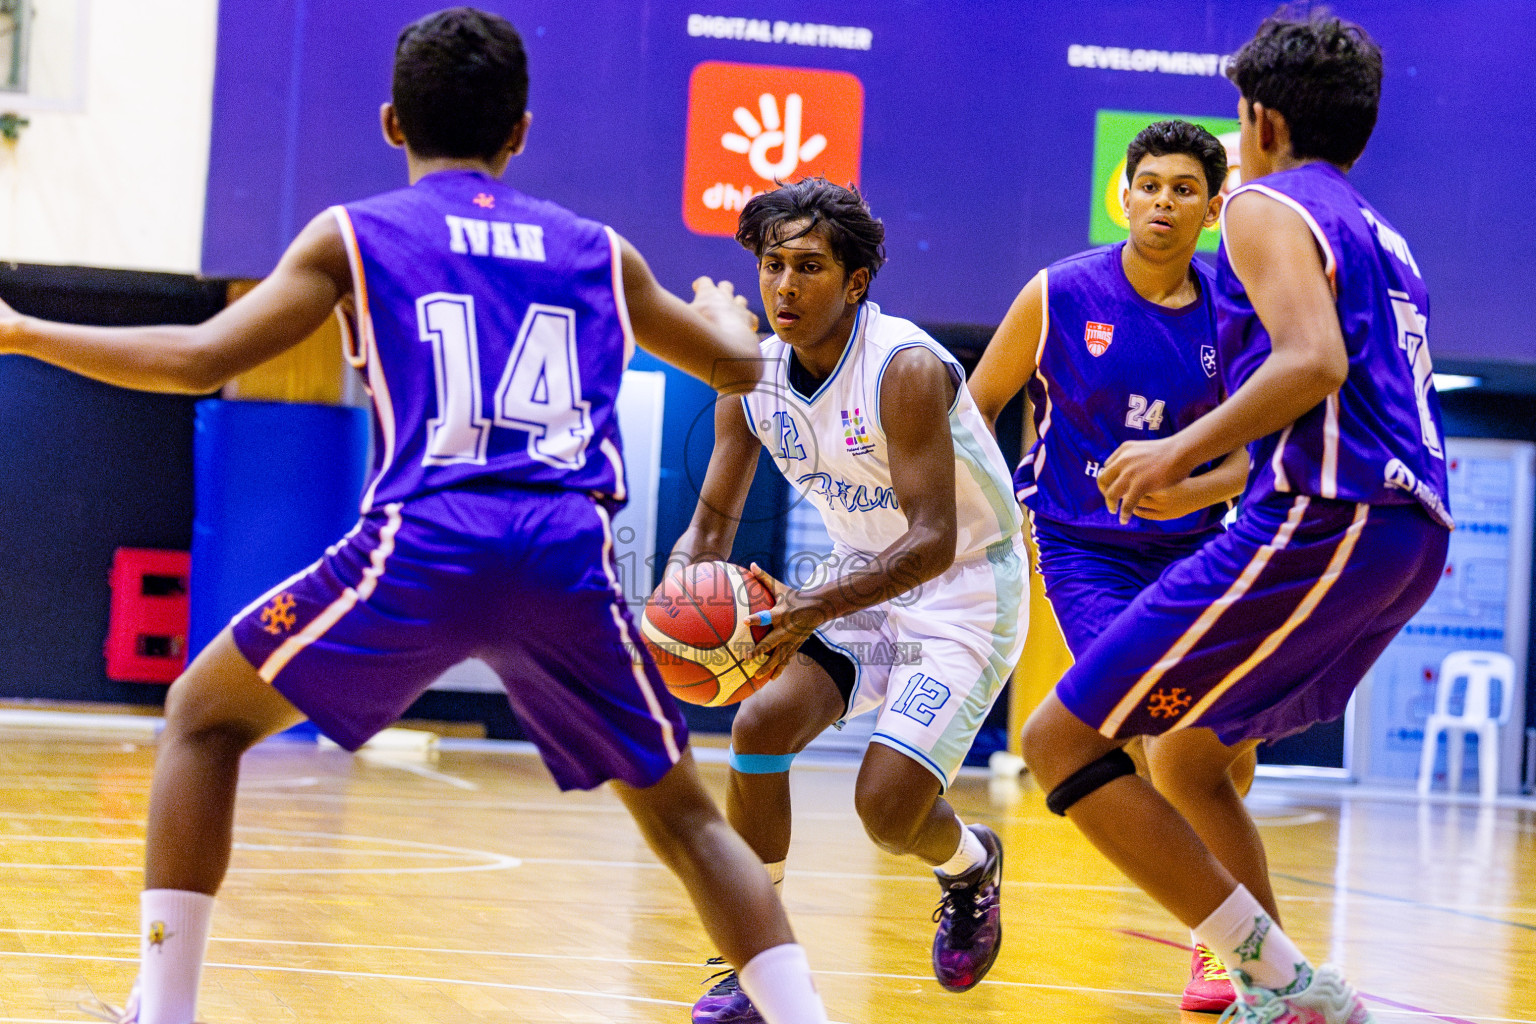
[{"left": 639, "top": 560, "right": 775, "bottom": 707}]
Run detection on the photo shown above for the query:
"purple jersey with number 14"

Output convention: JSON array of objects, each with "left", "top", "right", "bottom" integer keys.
[
  {"left": 227, "top": 169, "right": 688, "bottom": 792},
  {"left": 334, "top": 168, "right": 633, "bottom": 513},
  {"left": 1216, "top": 162, "right": 1452, "bottom": 528}
]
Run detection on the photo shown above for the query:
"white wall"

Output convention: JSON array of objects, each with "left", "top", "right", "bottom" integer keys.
[{"left": 0, "top": 0, "right": 219, "bottom": 273}]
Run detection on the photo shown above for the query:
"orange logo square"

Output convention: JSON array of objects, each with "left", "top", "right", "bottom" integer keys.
[{"left": 683, "top": 61, "right": 864, "bottom": 237}]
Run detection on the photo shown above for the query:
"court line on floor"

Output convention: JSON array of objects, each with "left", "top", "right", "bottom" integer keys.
[
  {"left": 1272, "top": 871, "right": 1536, "bottom": 934},
  {"left": 0, "top": 826, "right": 518, "bottom": 876},
  {"left": 0, "top": 950, "right": 861, "bottom": 1023},
  {"left": 356, "top": 752, "right": 478, "bottom": 790},
  {"left": 7, "top": 811, "right": 1536, "bottom": 918},
  {"left": 0, "top": 945, "right": 1181, "bottom": 1006},
  {"left": 8, "top": 937, "right": 1533, "bottom": 1022},
  {"left": 1120, "top": 929, "right": 1483, "bottom": 1024},
  {"left": 3, "top": 820, "right": 1532, "bottom": 921},
  {"left": 0, "top": 836, "right": 481, "bottom": 861}
]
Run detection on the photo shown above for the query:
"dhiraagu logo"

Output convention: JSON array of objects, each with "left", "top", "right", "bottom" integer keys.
[{"left": 1089, "top": 109, "right": 1241, "bottom": 253}]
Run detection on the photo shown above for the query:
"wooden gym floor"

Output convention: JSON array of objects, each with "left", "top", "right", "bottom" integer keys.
[{"left": 0, "top": 722, "right": 1533, "bottom": 1023}]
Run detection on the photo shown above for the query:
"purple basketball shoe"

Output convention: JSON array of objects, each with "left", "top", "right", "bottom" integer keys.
[
  {"left": 931, "top": 823, "right": 1003, "bottom": 992},
  {"left": 693, "top": 958, "right": 765, "bottom": 1024}
]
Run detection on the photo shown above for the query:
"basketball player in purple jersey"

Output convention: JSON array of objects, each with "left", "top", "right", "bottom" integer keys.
[
  {"left": 969, "top": 120, "right": 1260, "bottom": 1014},
  {"left": 0, "top": 10, "right": 829, "bottom": 1024},
  {"left": 1021, "top": 12, "right": 1452, "bottom": 1023}
]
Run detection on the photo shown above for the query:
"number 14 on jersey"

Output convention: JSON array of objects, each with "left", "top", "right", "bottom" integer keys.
[{"left": 416, "top": 292, "right": 594, "bottom": 470}]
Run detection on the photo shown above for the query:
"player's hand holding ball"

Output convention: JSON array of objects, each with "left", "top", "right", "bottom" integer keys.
[
  {"left": 742, "top": 563, "right": 831, "bottom": 683},
  {"left": 640, "top": 560, "right": 776, "bottom": 707}
]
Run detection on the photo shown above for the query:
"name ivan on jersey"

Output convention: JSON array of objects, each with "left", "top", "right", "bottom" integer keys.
[{"left": 445, "top": 214, "right": 548, "bottom": 262}]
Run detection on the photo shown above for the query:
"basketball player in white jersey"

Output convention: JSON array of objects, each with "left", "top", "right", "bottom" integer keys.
[{"left": 675, "top": 178, "right": 1028, "bottom": 1022}]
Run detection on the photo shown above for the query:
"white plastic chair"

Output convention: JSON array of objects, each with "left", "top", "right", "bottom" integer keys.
[{"left": 1417, "top": 650, "right": 1516, "bottom": 801}]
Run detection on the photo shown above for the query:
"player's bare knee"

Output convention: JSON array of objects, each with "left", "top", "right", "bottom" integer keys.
[
  {"left": 853, "top": 776, "right": 927, "bottom": 855},
  {"left": 161, "top": 677, "right": 262, "bottom": 753},
  {"left": 615, "top": 759, "right": 723, "bottom": 856},
  {"left": 730, "top": 696, "right": 814, "bottom": 756},
  {"left": 1018, "top": 712, "right": 1065, "bottom": 784}
]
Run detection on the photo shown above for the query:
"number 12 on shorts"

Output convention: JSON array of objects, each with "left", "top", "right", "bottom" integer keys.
[
  {"left": 890, "top": 673, "right": 951, "bottom": 725},
  {"left": 416, "top": 292, "right": 594, "bottom": 470}
]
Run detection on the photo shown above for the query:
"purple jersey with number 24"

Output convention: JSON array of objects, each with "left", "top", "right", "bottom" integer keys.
[{"left": 335, "top": 168, "right": 633, "bottom": 513}]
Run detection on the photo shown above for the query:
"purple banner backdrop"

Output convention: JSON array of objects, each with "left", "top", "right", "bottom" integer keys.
[{"left": 202, "top": 1, "right": 1535, "bottom": 364}]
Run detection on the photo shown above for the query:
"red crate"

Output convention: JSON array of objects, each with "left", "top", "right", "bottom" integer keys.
[{"left": 105, "top": 548, "right": 191, "bottom": 683}]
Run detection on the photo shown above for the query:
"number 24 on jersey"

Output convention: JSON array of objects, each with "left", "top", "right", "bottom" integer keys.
[{"left": 1125, "top": 394, "right": 1165, "bottom": 431}]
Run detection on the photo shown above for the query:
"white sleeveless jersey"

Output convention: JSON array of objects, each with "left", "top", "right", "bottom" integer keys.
[{"left": 743, "top": 302, "right": 1022, "bottom": 558}]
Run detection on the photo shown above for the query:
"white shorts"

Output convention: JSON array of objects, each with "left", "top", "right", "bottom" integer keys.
[{"left": 809, "top": 534, "right": 1028, "bottom": 789}]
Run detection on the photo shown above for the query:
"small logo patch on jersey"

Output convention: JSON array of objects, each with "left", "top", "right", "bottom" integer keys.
[
  {"left": 1084, "top": 321, "right": 1115, "bottom": 357},
  {"left": 1147, "top": 686, "right": 1192, "bottom": 719},
  {"left": 260, "top": 592, "right": 298, "bottom": 636},
  {"left": 841, "top": 408, "right": 874, "bottom": 455},
  {"left": 1201, "top": 344, "right": 1218, "bottom": 378},
  {"left": 472, "top": 192, "right": 495, "bottom": 209}
]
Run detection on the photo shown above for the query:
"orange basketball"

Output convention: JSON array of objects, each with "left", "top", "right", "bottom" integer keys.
[{"left": 639, "top": 561, "right": 774, "bottom": 706}]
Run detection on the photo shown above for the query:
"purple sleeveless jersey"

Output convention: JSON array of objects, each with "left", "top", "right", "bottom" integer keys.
[
  {"left": 334, "top": 169, "right": 633, "bottom": 513},
  {"left": 227, "top": 170, "right": 688, "bottom": 791},
  {"left": 1016, "top": 242, "right": 1226, "bottom": 536},
  {"left": 1216, "top": 162, "right": 1453, "bottom": 527}
]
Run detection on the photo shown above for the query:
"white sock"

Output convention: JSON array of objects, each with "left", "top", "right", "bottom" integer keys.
[
  {"left": 138, "top": 890, "right": 214, "bottom": 1024},
  {"left": 1194, "top": 885, "right": 1311, "bottom": 994},
  {"left": 765, "top": 859, "right": 785, "bottom": 893},
  {"left": 934, "top": 823, "right": 985, "bottom": 878},
  {"left": 737, "top": 943, "right": 828, "bottom": 1024}
]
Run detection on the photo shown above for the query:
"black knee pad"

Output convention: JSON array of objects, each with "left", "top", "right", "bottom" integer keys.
[{"left": 1045, "top": 747, "right": 1136, "bottom": 816}]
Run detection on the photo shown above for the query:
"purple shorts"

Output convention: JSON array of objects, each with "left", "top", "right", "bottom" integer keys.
[
  {"left": 1056, "top": 495, "right": 1449, "bottom": 743},
  {"left": 230, "top": 488, "right": 688, "bottom": 791},
  {"left": 1032, "top": 514, "right": 1218, "bottom": 658}
]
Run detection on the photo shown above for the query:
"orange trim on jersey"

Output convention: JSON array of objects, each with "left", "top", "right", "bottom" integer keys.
[
  {"left": 332, "top": 207, "right": 372, "bottom": 370},
  {"left": 1026, "top": 268, "right": 1053, "bottom": 488},
  {"left": 1322, "top": 392, "right": 1341, "bottom": 498},
  {"left": 1098, "top": 495, "right": 1311, "bottom": 737},
  {"left": 1176, "top": 502, "right": 1368, "bottom": 729},
  {"left": 594, "top": 502, "right": 681, "bottom": 765},
  {"left": 1270, "top": 423, "right": 1293, "bottom": 492},
  {"left": 603, "top": 226, "right": 637, "bottom": 367},
  {"left": 332, "top": 206, "right": 397, "bottom": 514},
  {"left": 1034, "top": 267, "right": 1050, "bottom": 368}
]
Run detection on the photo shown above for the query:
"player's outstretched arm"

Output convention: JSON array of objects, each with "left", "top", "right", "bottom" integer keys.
[
  {"left": 0, "top": 212, "right": 350, "bottom": 394},
  {"left": 968, "top": 270, "right": 1044, "bottom": 434},
  {"left": 1098, "top": 190, "right": 1347, "bottom": 522},
  {"left": 616, "top": 234, "right": 762, "bottom": 395},
  {"left": 747, "top": 347, "right": 958, "bottom": 680},
  {"left": 668, "top": 393, "right": 762, "bottom": 575}
]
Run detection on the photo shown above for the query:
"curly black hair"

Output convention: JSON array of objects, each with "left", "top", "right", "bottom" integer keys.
[
  {"left": 1125, "top": 120, "right": 1228, "bottom": 198},
  {"left": 735, "top": 178, "right": 887, "bottom": 293},
  {"left": 1226, "top": 8, "right": 1383, "bottom": 167},
  {"left": 393, "top": 7, "right": 528, "bottom": 161}
]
